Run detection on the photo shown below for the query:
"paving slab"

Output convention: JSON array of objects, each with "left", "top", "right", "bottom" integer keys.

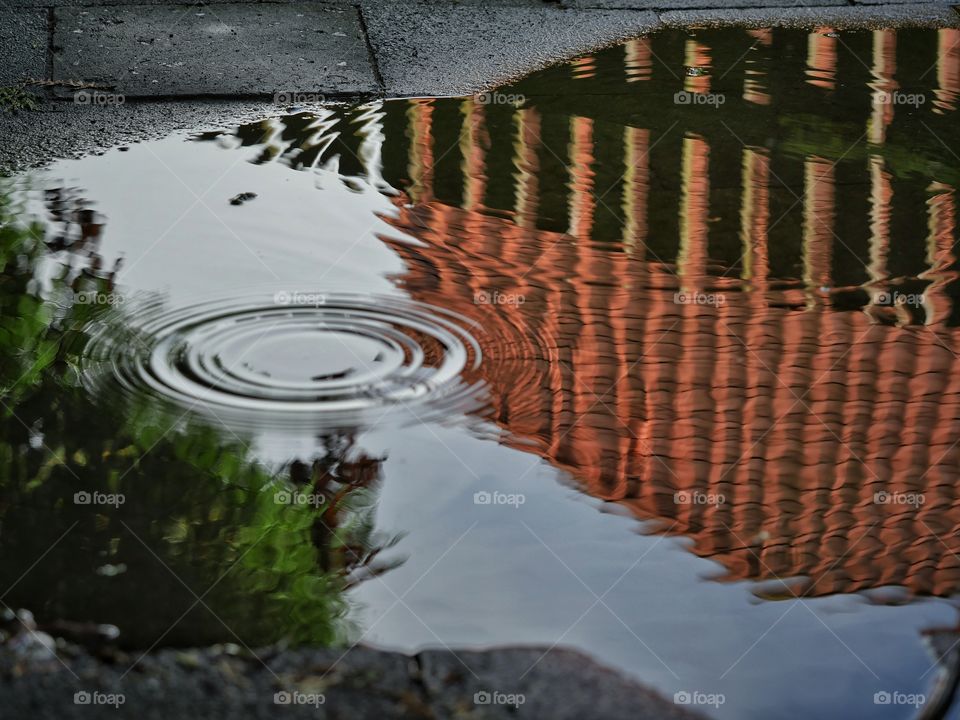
[
  {"left": 0, "top": 9, "right": 47, "bottom": 87},
  {"left": 854, "top": 0, "right": 952, "bottom": 4},
  {"left": 659, "top": 3, "right": 959, "bottom": 25},
  {"left": 11, "top": 0, "right": 544, "bottom": 3},
  {"left": 8, "top": 0, "right": 272, "bottom": 6},
  {"left": 52, "top": 3, "right": 379, "bottom": 97},
  {"left": 563, "top": 0, "right": 848, "bottom": 7},
  {"left": 361, "top": 0, "right": 662, "bottom": 97}
]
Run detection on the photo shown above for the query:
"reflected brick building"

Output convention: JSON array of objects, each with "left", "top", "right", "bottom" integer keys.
[
  {"left": 213, "top": 27, "right": 960, "bottom": 600},
  {"left": 372, "top": 28, "right": 960, "bottom": 601}
]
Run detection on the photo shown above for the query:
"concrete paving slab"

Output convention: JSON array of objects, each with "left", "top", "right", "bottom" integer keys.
[
  {"left": 11, "top": 0, "right": 542, "bottom": 3},
  {"left": 7, "top": 0, "right": 558, "bottom": 8},
  {"left": 854, "top": 0, "right": 950, "bottom": 4},
  {"left": 9, "top": 0, "right": 267, "bottom": 6},
  {"left": 563, "top": 0, "right": 848, "bottom": 7},
  {"left": 659, "top": 3, "right": 959, "bottom": 25},
  {"left": 361, "top": 0, "right": 662, "bottom": 97},
  {"left": 52, "top": 3, "right": 379, "bottom": 97},
  {"left": 0, "top": 9, "right": 47, "bottom": 86}
]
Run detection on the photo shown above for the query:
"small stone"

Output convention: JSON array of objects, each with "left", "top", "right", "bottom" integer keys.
[
  {"left": 8, "top": 630, "right": 58, "bottom": 671},
  {"left": 175, "top": 650, "right": 202, "bottom": 669}
]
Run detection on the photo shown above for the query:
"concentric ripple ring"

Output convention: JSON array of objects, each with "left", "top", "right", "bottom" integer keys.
[{"left": 82, "top": 292, "right": 487, "bottom": 429}]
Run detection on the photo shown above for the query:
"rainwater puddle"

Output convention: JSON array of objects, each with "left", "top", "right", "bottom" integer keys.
[{"left": 3, "top": 26, "right": 960, "bottom": 720}]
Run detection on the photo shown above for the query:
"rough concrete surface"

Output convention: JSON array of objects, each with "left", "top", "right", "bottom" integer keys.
[
  {"left": 360, "top": 1, "right": 661, "bottom": 97},
  {"left": 52, "top": 3, "right": 377, "bottom": 96},
  {"left": 562, "top": 0, "right": 848, "bottom": 8},
  {"left": 12, "top": 0, "right": 291, "bottom": 4},
  {"left": 659, "top": 3, "right": 959, "bottom": 26},
  {"left": 0, "top": 99, "right": 295, "bottom": 173},
  {"left": 0, "top": 9, "right": 48, "bottom": 86},
  {"left": 853, "top": 0, "right": 953, "bottom": 4},
  {"left": 564, "top": 0, "right": 952, "bottom": 5}
]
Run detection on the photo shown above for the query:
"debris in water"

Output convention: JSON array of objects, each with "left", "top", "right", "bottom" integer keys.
[{"left": 229, "top": 192, "right": 257, "bottom": 206}]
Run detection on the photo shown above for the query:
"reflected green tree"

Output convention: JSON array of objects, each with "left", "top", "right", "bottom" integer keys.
[{"left": 0, "top": 184, "right": 401, "bottom": 649}]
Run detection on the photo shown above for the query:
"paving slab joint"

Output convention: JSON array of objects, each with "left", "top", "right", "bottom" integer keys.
[{"left": 356, "top": 4, "right": 386, "bottom": 94}]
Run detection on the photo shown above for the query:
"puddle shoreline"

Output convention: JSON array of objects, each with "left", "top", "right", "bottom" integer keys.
[{"left": 0, "top": 624, "right": 707, "bottom": 720}]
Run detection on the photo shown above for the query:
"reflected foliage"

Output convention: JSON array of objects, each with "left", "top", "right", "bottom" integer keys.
[{"left": 0, "top": 186, "right": 400, "bottom": 648}]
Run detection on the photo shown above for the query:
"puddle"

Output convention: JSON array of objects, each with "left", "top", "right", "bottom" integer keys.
[{"left": 4, "top": 25, "right": 960, "bottom": 719}]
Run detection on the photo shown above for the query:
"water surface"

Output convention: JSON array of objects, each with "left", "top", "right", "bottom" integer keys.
[{"left": 4, "top": 26, "right": 960, "bottom": 720}]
